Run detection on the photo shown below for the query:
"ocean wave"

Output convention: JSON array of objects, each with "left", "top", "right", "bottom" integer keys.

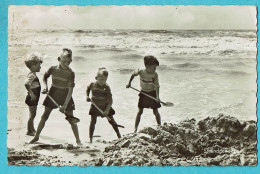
[
  {"left": 77, "top": 47, "right": 132, "bottom": 53},
  {"left": 75, "top": 30, "right": 92, "bottom": 33},
  {"left": 104, "top": 48, "right": 129, "bottom": 52},
  {"left": 219, "top": 49, "right": 238, "bottom": 56},
  {"left": 158, "top": 64, "right": 213, "bottom": 72},
  {"left": 116, "top": 31, "right": 129, "bottom": 35},
  {"left": 195, "top": 69, "right": 249, "bottom": 75},
  {"left": 147, "top": 30, "right": 174, "bottom": 34},
  {"left": 157, "top": 65, "right": 174, "bottom": 71},
  {"left": 109, "top": 53, "right": 143, "bottom": 61},
  {"left": 173, "top": 62, "right": 200, "bottom": 69},
  {"left": 116, "top": 68, "right": 135, "bottom": 74},
  {"left": 8, "top": 29, "right": 256, "bottom": 60},
  {"left": 73, "top": 56, "right": 87, "bottom": 61},
  {"left": 106, "top": 31, "right": 130, "bottom": 36},
  {"left": 119, "top": 53, "right": 143, "bottom": 59},
  {"left": 156, "top": 64, "right": 249, "bottom": 76},
  {"left": 79, "top": 44, "right": 96, "bottom": 48},
  {"left": 230, "top": 31, "right": 257, "bottom": 39},
  {"left": 183, "top": 69, "right": 248, "bottom": 75},
  {"left": 225, "top": 70, "right": 249, "bottom": 75}
]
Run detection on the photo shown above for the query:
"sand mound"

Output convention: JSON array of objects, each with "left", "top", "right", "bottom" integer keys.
[
  {"left": 86, "top": 114, "right": 257, "bottom": 166},
  {"left": 7, "top": 114, "right": 257, "bottom": 166}
]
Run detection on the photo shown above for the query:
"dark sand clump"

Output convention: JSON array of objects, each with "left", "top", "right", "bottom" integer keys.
[
  {"left": 86, "top": 114, "right": 257, "bottom": 166},
  {"left": 8, "top": 148, "right": 76, "bottom": 166}
]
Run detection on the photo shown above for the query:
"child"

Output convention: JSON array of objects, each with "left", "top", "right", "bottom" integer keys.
[
  {"left": 24, "top": 53, "right": 43, "bottom": 136},
  {"left": 30, "top": 48, "right": 81, "bottom": 145},
  {"left": 126, "top": 55, "right": 161, "bottom": 133},
  {"left": 86, "top": 67, "right": 121, "bottom": 143}
]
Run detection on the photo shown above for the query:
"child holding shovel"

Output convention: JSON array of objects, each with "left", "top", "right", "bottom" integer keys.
[
  {"left": 126, "top": 55, "right": 161, "bottom": 133},
  {"left": 30, "top": 48, "right": 81, "bottom": 145},
  {"left": 86, "top": 67, "right": 121, "bottom": 143}
]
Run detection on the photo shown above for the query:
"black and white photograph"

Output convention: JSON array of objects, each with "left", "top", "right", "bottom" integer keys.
[{"left": 7, "top": 5, "right": 257, "bottom": 166}]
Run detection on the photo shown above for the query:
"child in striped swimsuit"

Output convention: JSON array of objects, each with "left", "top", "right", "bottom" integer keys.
[
  {"left": 24, "top": 53, "right": 43, "bottom": 136},
  {"left": 126, "top": 55, "right": 161, "bottom": 133},
  {"left": 30, "top": 48, "right": 81, "bottom": 145},
  {"left": 86, "top": 68, "right": 121, "bottom": 143}
]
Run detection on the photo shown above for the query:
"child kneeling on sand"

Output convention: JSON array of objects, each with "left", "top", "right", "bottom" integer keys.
[
  {"left": 86, "top": 68, "right": 121, "bottom": 143},
  {"left": 24, "top": 53, "right": 43, "bottom": 136},
  {"left": 126, "top": 55, "right": 161, "bottom": 133},
  {"left": 30, "top": 48, "right": 81, "bottom": 145}
]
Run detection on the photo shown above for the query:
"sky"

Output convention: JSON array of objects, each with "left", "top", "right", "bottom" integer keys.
[{"left": 8, "top": 5, "right": 257, "bottom": 30}]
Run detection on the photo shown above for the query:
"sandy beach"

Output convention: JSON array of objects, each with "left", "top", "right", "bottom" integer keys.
[{"left": 8, "top": 114, "right": 257, "bottom": 166}]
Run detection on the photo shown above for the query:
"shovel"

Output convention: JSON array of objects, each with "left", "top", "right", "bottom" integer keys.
[
  {"left": 90, "top": 100, "right": 124, "bottom": 128},
  {"left": 46, "top": 94, "right": 80, "bottom": 123},
  {"left": 129, "top": 87, "right": 174, "bottom": 107}
]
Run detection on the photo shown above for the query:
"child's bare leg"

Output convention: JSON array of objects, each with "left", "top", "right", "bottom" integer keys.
[
  {"left": 153, "top": 108, "right": 161, "bottom": 125},
  {"left": 89, "top": 115, "right": 97, "bottom": 143},
  {"left": 108, "top": 116, "right": 121, "bottom": 138},
  {"left": 134, "top": 107, "right": 143, "bottom": 133},
  {"left": 30, "top": 107, "right": 52, "bottom": 143},
  {"left": 27, "top": 106, "right": 37, "bottom": 134},
  {"left": 66, "top": 110, "right": 81, "bottom": 145}
]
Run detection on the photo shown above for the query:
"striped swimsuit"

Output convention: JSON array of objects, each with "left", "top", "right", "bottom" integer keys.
[{"left": 42, "top": 65, "right": 75, "bottom": 110}]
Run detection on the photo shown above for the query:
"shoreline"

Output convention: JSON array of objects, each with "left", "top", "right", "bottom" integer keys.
[{"left": 8, "top": 114, "right": 257, "bottom": 166}]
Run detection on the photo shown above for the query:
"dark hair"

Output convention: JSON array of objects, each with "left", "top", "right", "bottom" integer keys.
[
  {"left": 24, "top": 53, "right": 43, "bottom": 69},
  {"left": 96, "top": 67, "right": 108, "bottom": 78},
  {"left": 144, "top": 55, "right": 159, "bottom": 66},
  {"left": 58, "top": 48, "right": 72, "bottom": 61}
]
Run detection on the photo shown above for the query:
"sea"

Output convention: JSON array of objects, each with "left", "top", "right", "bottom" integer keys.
[{"left": 8, "top": 29, "right": 257, "bottom": 142}]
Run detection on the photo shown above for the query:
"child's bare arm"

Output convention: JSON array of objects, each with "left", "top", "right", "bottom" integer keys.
[
  {"left": 104, "top": 85, "right": 113, "bottom": 117},
  {"left": 126, "top": 74, "right": 136, "bottom": 88},
  {"left": 42, "top": 70, "right": 50, "bottom": 94},
  {"left": 25, "top": 84, "right": 36, "bottom": 100},
  {"left": 43, "top": 76, "right": 48, "bottom": 90},
  {"left": 104, "top": 96, "right": 113, "bottom": 117},
  {"left": 86, "top": 87, "right": 91, "bottom": 96},
  {"left": 25, "top": 73, "right": 37, "bottom": 100},
  {"left": 86, "top": 84, "right": 92, "bottom": 102},
  {"left": 155, "top": 87, "right": 160, "bottom": 102},
  {"left": 154, "top": 73, "right": 160, "bottom": 102},
  {"left": 60, "top": 70, "right": 75, "bottom": 112}
]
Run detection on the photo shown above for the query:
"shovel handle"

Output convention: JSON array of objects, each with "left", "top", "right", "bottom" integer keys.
[
  {"left": 129, "top": 86, "right": 164, "bottom": 103},
  {"left": 130, "top": 87, "right": 157, "bottom": 100},
  {"left": 90, "top": 100, "right": 124, "bottom": 128},
  {"left": 46, "top": 94, "right": 60, "bottom": 108},
  {"left": 44, "top": 93, "right": 80, "bottom": 123},
  {"left": 91, "top": 101, "right": 111, "bottom": 121}
]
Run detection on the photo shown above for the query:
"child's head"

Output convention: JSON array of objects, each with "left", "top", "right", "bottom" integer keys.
[
  {"left": 144, "top": 55, "right": 159, "bottom": 73},
  {"left": 24, "top": 53, "right": 43, "bottom": 72},
  {"left": 58, "top": 48, "right": 72, "bottom": 69},
  {"left": 95, "top": 67, "right": 108, "bottom": 86}
]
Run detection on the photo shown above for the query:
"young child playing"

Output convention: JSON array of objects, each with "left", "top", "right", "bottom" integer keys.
[
  {"left": 86, "top": 67, "right": 121, "bottom": 143},
  {"left": 30, "top": 48, "right": 81, "bottom": 145},
  {"left": 24, "top": 53, "right": 43, "bottom": 136},
  {"left": 126, "top": 55, "right": 161, "bottom": 133}
]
